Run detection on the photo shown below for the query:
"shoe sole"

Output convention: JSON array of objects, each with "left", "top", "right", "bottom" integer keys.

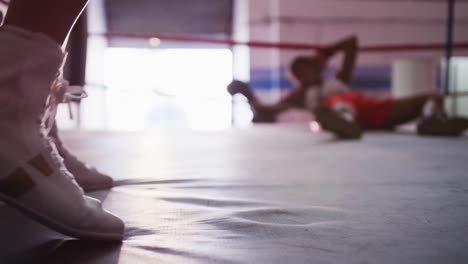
[
  {"left": 0, "top": 192, "right": 123, "bottom": 241},
  {"left": 314, "top": 106, "right": 363, "bottom": 139},
  {"left": 417, "top": 123, "right": 460, "bottom": 136},
  {"left": 82, "top": 182, "right": 114, "bottom": 192},
  {"left": 417, "top": 119, "right": 467, "bottom": 137},
  {"left": 417, "top": 128, "right": 461, "bottom": 137}
]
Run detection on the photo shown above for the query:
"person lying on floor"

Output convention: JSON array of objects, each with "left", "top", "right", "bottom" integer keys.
[{"left": 227, "top": 35, "right": 468, "bottom": 139}]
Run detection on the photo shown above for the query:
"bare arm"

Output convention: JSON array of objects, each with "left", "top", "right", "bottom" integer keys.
[
  {"left": 279, "top": 87, "right": 308, "bottom": 109},
  {"left": 320, "top": 36, "right": 358, "bottom": 84},
  {"left": 247, "top": 88, "right": 305, "bottom": 115}
]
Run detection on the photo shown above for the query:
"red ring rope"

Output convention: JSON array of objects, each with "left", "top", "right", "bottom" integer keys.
[{"left": 91, "top": 32, "right": 468, "bottom": 52}]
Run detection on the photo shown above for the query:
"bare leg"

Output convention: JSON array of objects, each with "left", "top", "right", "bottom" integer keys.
[
  {"left": 5, "top": 0, "right": 89, "bottom": 45},
  {"left": 384, "top": 94, "right": 443, "bottom": 128}
]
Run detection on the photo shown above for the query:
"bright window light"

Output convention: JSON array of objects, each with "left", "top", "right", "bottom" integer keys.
[{"left": 77, "top": 48, "right": 233, "bottom": 131}]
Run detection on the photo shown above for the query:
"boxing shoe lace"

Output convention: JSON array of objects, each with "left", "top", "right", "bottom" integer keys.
[
  {"left": 39, "top": 78, "right": 87, "bottom": 183},
  {"left": 42, "top": 78, "right": 88, "bottom": 134}
]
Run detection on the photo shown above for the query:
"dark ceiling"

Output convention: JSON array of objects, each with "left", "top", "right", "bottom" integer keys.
[{"left": 105, "top": 0, "right": 233, "bottom": 35}]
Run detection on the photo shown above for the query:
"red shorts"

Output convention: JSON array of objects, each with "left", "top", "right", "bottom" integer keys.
[{"left": 323, "top": 91, "right": 395, "bottom": 129}]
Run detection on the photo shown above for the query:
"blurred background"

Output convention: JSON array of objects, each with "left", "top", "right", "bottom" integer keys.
[{"left": 1, "top": 0, "right": 467, "bottom": 131}]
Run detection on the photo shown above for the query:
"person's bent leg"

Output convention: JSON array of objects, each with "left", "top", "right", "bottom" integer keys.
[
  {"left": 384, "top": 94, "right": 441, "bottom": 128},
  {"left": 314, "top": 93, "right": 363, "bottom": 139},
  {"left": 384, "top": 93, "right": 468, "bottom": 136}
]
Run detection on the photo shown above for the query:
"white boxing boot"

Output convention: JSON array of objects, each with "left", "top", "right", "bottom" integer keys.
[
  {"left": 0, "top": 26, "right": 124, "bottom": 240},
  {"left": 40, "top": 78, "right": 114, "bottom": 192},
  {"left": 50, "top": 122, "right": 113, "bottom": 191}
]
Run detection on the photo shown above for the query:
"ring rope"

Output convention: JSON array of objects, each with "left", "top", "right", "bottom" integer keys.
[{"left": 91, "top": 32, "right": 468, "bottom": 52}]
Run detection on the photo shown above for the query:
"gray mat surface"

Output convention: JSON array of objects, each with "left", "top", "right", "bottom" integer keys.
[{"left": 1, "top": 125, "right": 468, "bottom": 263}]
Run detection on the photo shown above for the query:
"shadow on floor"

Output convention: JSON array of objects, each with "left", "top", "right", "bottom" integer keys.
[
  {"left": 113, "top": 178, "right": 201, "bottom": 187},
  {"left": 3, "top": 239, "right": 122, "bottom": 264}
]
